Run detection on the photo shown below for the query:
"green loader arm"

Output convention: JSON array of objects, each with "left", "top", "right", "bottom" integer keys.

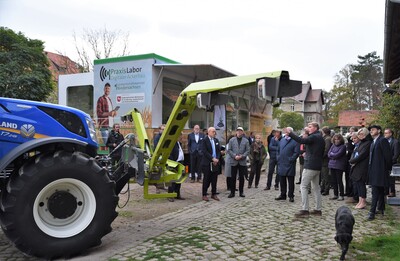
[{"left": 123, "top": 70, "right": 301, "bottom": 199}]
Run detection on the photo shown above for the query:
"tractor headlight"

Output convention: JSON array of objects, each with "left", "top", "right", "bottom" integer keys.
[{"left": 86, "top": 117, "right": 98, "bottom": 143}]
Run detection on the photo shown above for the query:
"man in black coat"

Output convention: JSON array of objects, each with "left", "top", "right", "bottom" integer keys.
[
  {"left": 384, "top": 128, "right": 400, "bottom": 197},
  {"left": 106, "top": 123, "right": 125, "bottom": 166},
  {"left": 288, "top": 122, "right": 325, "bottom": 218},
  {"left": 167, "top": 133, "right": 186, "bottom": 202},
  {"left": 200, "top": 127, "right": 221, "bottom": 201},
  {"left": 153, "top": 124, "right": 165, "bottom": 148},
  {"left": 367, "top": 125, "right": 392, "bottom": 220},
  {"left": 188, "top": 125, "right": 205, "bottom": 182}
]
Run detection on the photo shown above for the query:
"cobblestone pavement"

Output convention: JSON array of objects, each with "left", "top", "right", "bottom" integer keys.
[{"left": 0, "top": 172, "right": 397, "bottom": 261}]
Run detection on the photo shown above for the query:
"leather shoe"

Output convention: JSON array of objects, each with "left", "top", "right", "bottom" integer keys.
[
  {"left": 228, "top": 193, "right": 235, "bottom": 198},
  {"left": 264, "top": 187, "right": 271, "bottom": 190},
  {"left": 367, "top": 212, "right": 375, "bottom": 221},
  {"left": 176, "top": 196, "right": 185, "bottom": 200},
  {"left": 202, "top": 196, "right": 209, "bottom": 202},
  {"left": 211, "top": 195, "right": 220, "bottom": 201},
  {"left": 275, "top": 195, "right": 286, "bottom": 200},
  {"left": 310, "top": 210, "right": 322, "bottom": 216},
  {"left": 294, "top": 210, "right": 310, "bottom": 218},
  {"left": 289, "top": 197, "right": 294, "bottom": 202},
  {"left": 295, "top": 181, "right": 301, "bottom": 184},
  {"left": 168, "top": 198, "right": 174, "bottom": 202},
  {"left": 239, "top": 194, "right": 245, "bottom": 197}
]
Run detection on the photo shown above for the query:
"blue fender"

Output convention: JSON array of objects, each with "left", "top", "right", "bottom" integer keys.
[{"left": 0, "top": 137, "right": 93, "bottom": 173}]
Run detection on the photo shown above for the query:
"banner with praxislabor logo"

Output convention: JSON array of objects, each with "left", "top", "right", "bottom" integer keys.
[{"left": 93, "top": 58, "right": 153, "bottom": 128}]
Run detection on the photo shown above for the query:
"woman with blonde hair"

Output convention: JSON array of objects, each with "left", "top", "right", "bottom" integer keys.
[{"left": 349, "top": 127, "right": 372, "bottom": 209}]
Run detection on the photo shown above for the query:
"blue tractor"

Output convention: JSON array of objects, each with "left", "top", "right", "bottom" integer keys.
[{"left": 0, "top": 97, "right": 121, "bottom": 258}]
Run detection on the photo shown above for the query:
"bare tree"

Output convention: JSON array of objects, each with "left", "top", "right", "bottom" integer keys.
[{"left": 73, "top": 27, "right": 130, "bottom": 72}]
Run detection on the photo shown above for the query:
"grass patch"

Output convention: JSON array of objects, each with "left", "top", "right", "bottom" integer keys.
[
  {"left": 352, "top": 206, "right": 400, "bottom": 260},
  {"left": 118, "top": 210, "right": 134, "bottom": 218},
  {"left": 140, "top": 231, "right": 210, "bottom": 260},
  {"left": 188, "top": 226, "right": 202, "bottom": 231},
  {"left": 211, "top": 243, "right": 223, "bottom": 250}
]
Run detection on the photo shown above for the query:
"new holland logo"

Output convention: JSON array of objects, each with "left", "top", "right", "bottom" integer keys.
[{"left": 20, "top": 124, "right": 35, "bottom": 138}]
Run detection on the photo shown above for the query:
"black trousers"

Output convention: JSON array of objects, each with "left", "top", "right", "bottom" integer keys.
[
  {"left": 202, "top": 165, "right": 218, "bottom": 196},
  {"left": 190, "top": 151, "right": 202, "bottom": 180},
  {"left": 168, "top": 160, "right": 184, "bottom": 198},
  {"left": 370, "top": 186, "right": 385, "bottom": 214},
  {"left": 279, "top": 175, "right": 295, "bottom": 198},
  {"left": 249, "top": 160, "right": 263, "bottom": 187},
  {"left": 231, "top": 164, "right": 247, "bottom": 194},
  {"left": 267, "top": 157, "right": 278, "bottom": 188},
  {"left": 168, "top": 183, "right": 182, "bottom": 198},
  {"left": 330, "top": 168, "right": 344, "bottom": 197}
]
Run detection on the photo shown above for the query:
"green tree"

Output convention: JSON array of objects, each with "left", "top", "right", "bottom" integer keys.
[
  {"left": 324, "top": 52, "right": 383, "bottom": 125},
  {"left": 352, "top": 52, "right": 384, "bottom": 110},
  {"left": 0, "top": 27, "right": 53, "bottom": 101},
  {"left": 326, "top": 64, "right": 356, "bottom": 124},
  {"left": 376, "top": 84, "right": 400, "bottom": 137},
  {"left": 278, "top": 112, "right": 304, "bottom": 131}
]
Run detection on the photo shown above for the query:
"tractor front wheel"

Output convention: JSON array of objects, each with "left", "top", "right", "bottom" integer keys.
[{"left": 0, "top": 151, "right": 119, "bottom": 259}]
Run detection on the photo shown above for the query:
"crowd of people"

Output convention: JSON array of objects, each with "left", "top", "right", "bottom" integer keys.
[{"left": 149, "top": 122, "right": 398, "bottom": 221}]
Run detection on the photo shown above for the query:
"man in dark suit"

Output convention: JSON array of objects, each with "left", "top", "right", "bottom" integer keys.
[
  {"left": 275, "top": 127, "right": 300, "bottom": 202},
  {"left": 384, "top": 128, "right": 400, "bottom": 197},
  {"left": 188, "top": 125, "right": 205, "bottom": 183},
  {"left": 248, "top": 132, "right": 255, "bottom": 145},
  {"left": 367, "top": 125, "right": 392, "bottom": 220},
  {"left": 153, "top": 124, "right": 165, "bottom": 148},
  {"left": 227, "top": 126, "right": 250, "bottom": 198},
  {"left": 200, "top": 127, "right": 221, "bottom": 201}
]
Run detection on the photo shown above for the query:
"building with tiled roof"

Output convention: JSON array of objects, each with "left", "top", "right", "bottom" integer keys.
[
  {"left": 337, "top": 110, "right": 378, "bottom": 133},
  {"left": 277, "top": 81, "right": 324, "bottom": 128},
  {"left": 45, "top": 51, "right": 80, "bottom": 83}
]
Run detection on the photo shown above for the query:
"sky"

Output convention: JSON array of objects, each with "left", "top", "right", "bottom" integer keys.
[{"left": 0, "top": 0, "right": 386, "bottom": 91}]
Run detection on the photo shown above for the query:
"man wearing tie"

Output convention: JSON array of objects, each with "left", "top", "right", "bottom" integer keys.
[
  {"left": 188, "top": 125, "right": 205, "bottom": 182},
  {"left": 200, "top": 127, "right": 221, "bottom": 201}
]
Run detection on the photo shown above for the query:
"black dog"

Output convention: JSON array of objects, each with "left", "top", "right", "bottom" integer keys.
[{"left": 335, "top": 206, "right": 355, "bottom": 261}]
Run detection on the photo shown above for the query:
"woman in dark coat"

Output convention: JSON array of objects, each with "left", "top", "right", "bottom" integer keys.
[
  {"left": 248, "top": 134, "right": 268, "bottom": 188},
  {"left": 328, "top": 134, "right": 347, "bottom": 201},
  {"left": 349, "top": 128, "right": 371, "bottom": 209}
]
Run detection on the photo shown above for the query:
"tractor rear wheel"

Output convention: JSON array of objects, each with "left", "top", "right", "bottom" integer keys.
[{"left": 0, "top": 151, "right": 119, "bottom": 259}]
